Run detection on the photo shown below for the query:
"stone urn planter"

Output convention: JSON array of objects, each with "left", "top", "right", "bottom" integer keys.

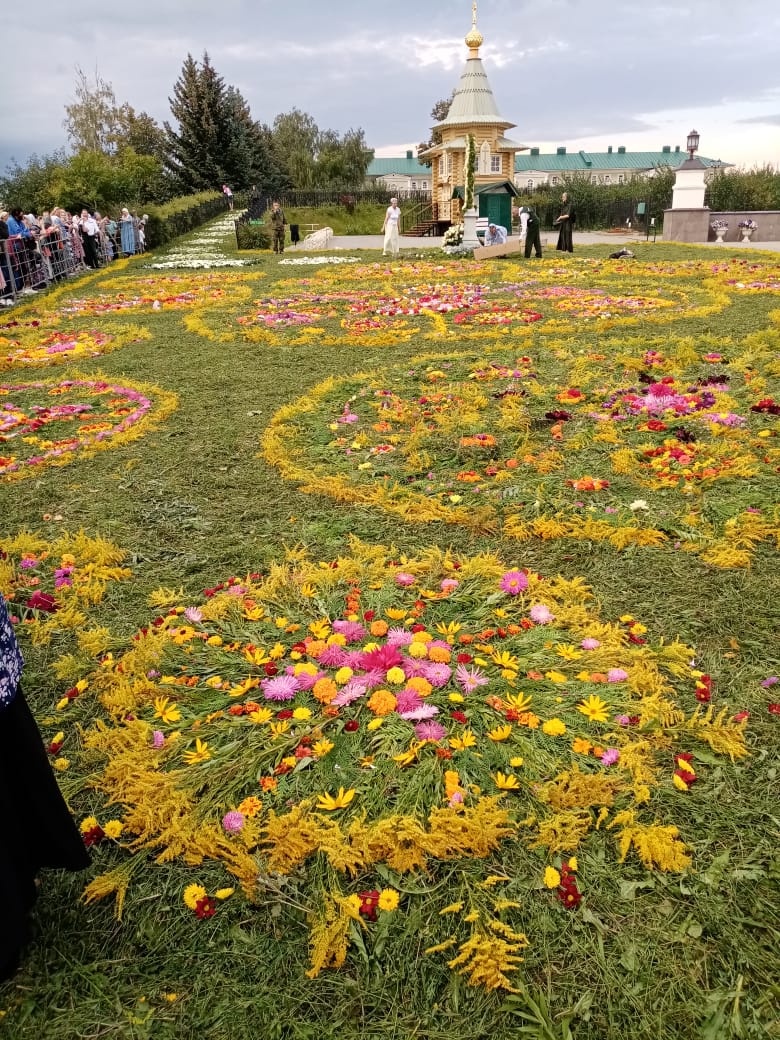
[
  {"left": 739, "top": 226, "right": 756, "bottom": 243},
  {"left": 462, "top": 207, "right": 480, "bottom": 250},
  {"left": 712, "top": 224, "right": 728, "bottom": 244}
]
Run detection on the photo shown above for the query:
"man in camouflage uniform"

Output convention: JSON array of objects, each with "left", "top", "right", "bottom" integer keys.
[{"left": 269, "top": 201, "right": 286, "bottom": 254}]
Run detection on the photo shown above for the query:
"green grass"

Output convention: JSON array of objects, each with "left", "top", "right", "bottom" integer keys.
[{"left": 1, "top": 233, "right": 779, "bottom": 1040}]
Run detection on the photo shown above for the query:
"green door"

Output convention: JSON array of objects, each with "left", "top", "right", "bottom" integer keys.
[{"left": 480, "top": 194, "right": 511, "bottom": 231}]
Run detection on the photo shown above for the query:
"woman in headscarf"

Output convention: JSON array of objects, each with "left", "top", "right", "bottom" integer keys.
[
  {"left": 119, "top": 207, "right": 136, "bottom": 256},
  {"left": 0, "top": 593, "right": 90, "bottom": 981},
  {"left": 554, "top": 192, "right": 576, "bottom": 253}
]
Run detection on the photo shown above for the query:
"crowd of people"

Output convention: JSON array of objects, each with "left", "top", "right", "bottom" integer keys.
[{"left": 0, "top": 206, "right": 148, "bottom": 305}]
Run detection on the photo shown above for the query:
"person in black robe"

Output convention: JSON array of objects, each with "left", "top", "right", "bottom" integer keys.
[
  {"left": 0, "top": 593, "right": 90, "bottom": 982},
  {"left": 520, "top": 205, "right": 543, "bottom": 258},
  {"left": 555, "top": 192, "right": 575, "bottom": 253}
]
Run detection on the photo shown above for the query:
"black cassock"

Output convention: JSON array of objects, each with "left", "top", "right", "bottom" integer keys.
[{"left": 555, "top": 199, "right": 575, "bottom": 253}]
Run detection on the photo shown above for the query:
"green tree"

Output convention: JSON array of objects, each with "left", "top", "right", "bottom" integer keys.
[
  {"left": 0, "top": 151, "right": 68, "bottom": 212},
  {"left": 271, "top": 111, "right": 373, "bottom": 190},
  {"left": 417, "top": 92, "right": 455, "bottom": 166},
  {"left": 63, "top": 67, "right": 122, "bottom": 154},
  {"left": 272, "top": 108, "right": 320, "bottom": 190}
]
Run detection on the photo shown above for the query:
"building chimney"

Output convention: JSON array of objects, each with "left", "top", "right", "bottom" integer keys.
[
  {"left": 406, "top": 149, "right": 413, "bottom": 160},
  {"left": 662, "top": 145, "right": 671, "bottom": 153},
  {"left": 607, "top": 145, "right": 613, "bottom": 154},
  {"left": 617, "top": 146, "right": 626, "bottom": 154},
  {"left": 556, "top": 146, "right": 566, "bottom": 155}
]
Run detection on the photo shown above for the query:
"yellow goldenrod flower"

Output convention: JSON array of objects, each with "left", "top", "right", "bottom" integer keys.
[
  {"left": 154, "top": 696, "right": 182, "bottom": 725},
  {"left": 439, "top": 902, "right": 464, "bottom": 915},
  {"left": 316, "top": 787, "right": 356, "bottom": 811},
  {"left": 544, "top": 867, "right": 561, "bottom": 889},
  {"left": 493, "top": 772, "right": 521, "bottom": 790}
]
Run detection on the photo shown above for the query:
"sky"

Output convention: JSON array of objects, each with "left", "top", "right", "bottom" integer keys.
[{"left": 1, "top": 0, "right": 779, "bottom": 173}]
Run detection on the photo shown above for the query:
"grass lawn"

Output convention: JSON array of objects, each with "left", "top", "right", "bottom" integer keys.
[{"left": 0, "top": 228, "right": 779, "bottom": 1040}]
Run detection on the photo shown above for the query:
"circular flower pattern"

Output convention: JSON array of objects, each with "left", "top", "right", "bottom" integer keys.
[
  {"left": 0, "top": 324, "right": 151, "bottom": 372},
  {"left": 0, "top": 375, "right": 178, "bottom": 481},
  {"left": 51, "top": 271, "right": 257, "bottom": 318},
  {"left": 68, "top": 544, "right": 747, "bottom": 988},
  {"left": 263, "top": 335, "right": 780, "bottom": 567}
]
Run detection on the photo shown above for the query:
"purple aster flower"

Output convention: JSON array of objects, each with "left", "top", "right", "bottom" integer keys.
[
  {"left": 761, "top": 676, "right": 779, "bottom": 688},
  {"left": 395, "top": 689, "right": 423, "bottom": 714},
  {"left": 401, "top": 703, "right": 440, "bottom": 721},
  {"left": 415, "top": 721, "right": 447, "bottom": 741},
  {"left": 152, "top": 730, "right": 165, "bottom": 749},
  {"left": 581, "top": 638, "right": 601, "bottom": 650},
  {"left": 261, "top": 674, "right": 300, "bottom": 701},
  {"left": 184, "top": 607, "right": 204, "bottom": 623},
  {"left": 422, "top": 662, "right": 453, "bottom": 687},
  {"left": 607, "top": 668, "right": 629, "bottom": 683},
  {"left": 332, "top": 619, "right": 366, "bottom": 643},
  {"left": 360, "top": 668, "right": 387, "bottom": 690},
  {"left": 286, "top": 668, "right": 325, "bottom": 691},
  {"left": 530, "top": 604, "right": 555, "bottom": 624},
  {"left": 395, "top": 572, "right": 416, "bottom": 587},
  {"left": 600, "top": 748, "right": 620, "bottom": 766},
  {"left": 455, "top": 663, "right": 489, "bottom": 693},
  {"left": 318, "top": 644, "right": 348, "bottom": 667},
  {"left": 342, "top": 649, "right": 369, "bottom": 669},
  {"left": 332, "top": 681, "right": 368, "bottom": 707},
  {"left": 19, "top": 558, "right": 38, "bottom": 569},
  {"left": 500, "top": 570, "right": 529, "bottom": 595},
  {"left": 386, "top": 627, "right": 414, "bottom": 647},
  {"left": 615, "top": 714, "right": 631, "bottom": 727},
  {"left": 222, "top": 811, "right": 245, "bottom": 834}
]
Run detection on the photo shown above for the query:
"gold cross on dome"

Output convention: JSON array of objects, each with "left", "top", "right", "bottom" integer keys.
[{"left": 472, "top": 1, "right": 478, "bottom": 28}]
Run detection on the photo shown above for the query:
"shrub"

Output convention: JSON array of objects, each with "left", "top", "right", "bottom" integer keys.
[{"left": 236, "top": 223, "right": 271, "bottom": 250}]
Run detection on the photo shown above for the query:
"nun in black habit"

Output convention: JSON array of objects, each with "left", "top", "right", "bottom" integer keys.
[
  {"left": 555, "top": 192, "right": 576, "bottom": 252},
  {"left": 0, "top": 593, "right": 90, "bottom": 981}
]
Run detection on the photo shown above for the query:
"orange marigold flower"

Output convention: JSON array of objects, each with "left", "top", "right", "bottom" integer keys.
[
  {"left": 368, "top": 689, "right": 397, "bottom": 716},
  {"left": 260, "top": 777, "right": 278, "bottom": 792},
  {"left": 313, "top": 678, "right": 338, "bottom": 704},
  {"left": 370, "top": 620, "right": 389, "bottom": 637}
]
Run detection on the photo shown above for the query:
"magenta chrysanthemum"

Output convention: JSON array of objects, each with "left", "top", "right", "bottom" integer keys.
[
  {"left": 500, "top": 570, "right": 529, "bottom": 595},
  {"left": 332, "top": 619, "right": 366, "bottom": 643},
  {"left": 360, "top": 644, "right": 403, "bottom": 671},
  {"left": 395, "top": 690, "right": 423, "bottom": 714},
  {"left": 421, "top": 662, "right": 453, "bottom": 687},
  {"left": 395, "top": 572, "right": 416, "bottom": 587},
  {"left": 318, "top": 644, "right": 348, "bottom": 667},
  {"left": 600, "top": 748, "right": 620, "bottom": 766},
  {"left": 400, "top": 703, "right": 439, "bottom": 721},
  {"left": 222, "top": 811, "right": 245, "bottom": 834},
  {"left": 386, "top": 628, "right": 414, "bottom": 647},
  {"left": 261, "top": 674, "right": 300, "bottom": 701},
  {"left": 414, "top": 721, "right": 447, "bottom": 741}
]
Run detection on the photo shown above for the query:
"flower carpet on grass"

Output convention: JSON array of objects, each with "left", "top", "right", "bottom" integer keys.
[
  {"left": 1, "top": 225, "right": 779, "bottom": 1039},
  {"left": 263, "top": 331, "right": 779, "bottom": 567},
  {"left": 187, "top": 260, "right": 730, "bottom": 348},
  {"left": 51, "top": 541, "right": 748, "bottom": 990},
  {"left": 0, "top": 374, "right": 178, "bottom": 481},
  {"left": 0, "top": 323, "right": 151, "bottom": 372}
]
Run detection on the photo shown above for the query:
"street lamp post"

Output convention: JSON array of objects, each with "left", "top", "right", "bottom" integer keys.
[{"left": 687, "top": 129, "right": 700, "bottom": 161}]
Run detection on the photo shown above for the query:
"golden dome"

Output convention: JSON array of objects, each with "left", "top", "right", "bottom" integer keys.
[{"left": 465, "top": 1, "right": 483, "bottom": 50}]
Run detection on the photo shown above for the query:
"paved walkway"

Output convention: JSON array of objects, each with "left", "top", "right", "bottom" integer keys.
[{"left": 299, "top": 233, "right": 780, "bottom": 253}]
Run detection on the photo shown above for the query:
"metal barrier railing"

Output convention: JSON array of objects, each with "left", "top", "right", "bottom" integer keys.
[{"left": 0, "top": 216, "right": 146, "bottom": 307}]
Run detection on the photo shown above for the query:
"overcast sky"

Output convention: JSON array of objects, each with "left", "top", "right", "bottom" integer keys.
[{"left": 2, "top": 0, "right": 779, "bottom": 172}]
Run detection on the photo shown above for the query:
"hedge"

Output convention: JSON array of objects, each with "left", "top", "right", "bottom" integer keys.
[
  {"left": 236, "top": 224, "right": 271, "bottom": 250},
  {"left": 144, "top": 192, "right": 231, "bottom": 248}
]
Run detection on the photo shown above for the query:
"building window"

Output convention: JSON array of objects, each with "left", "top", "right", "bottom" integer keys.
[
  {"left": 604, "top": 175, "right": 611, "bottom": 184},
  {"left": 527, "top": 179, "right": 533, "bottom": 189},
  {"left": 551, "top": 176, "right": 558, "bottom": 186},
  {"left": 438, "top": 156, "right": 445, "bottom": 177},
  {"left": 447, "top": 153, "right": 453, "bottom": 175},
  {"left": 618, "top": 174, "right": 624, "bottom": 185},
  {"left": 411, "top": 181, "right": 417, "bottom": 189},
  {"left": 491, "top": 155, "right": 501, "bottom": 173},
  {"left": 479, "top": 141, "right": 491, "bottom": 175}
]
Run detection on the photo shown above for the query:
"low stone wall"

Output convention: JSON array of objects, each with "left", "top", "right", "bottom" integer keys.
[{"left": 706, "top": 211, "right": 780, "bottom": 243}]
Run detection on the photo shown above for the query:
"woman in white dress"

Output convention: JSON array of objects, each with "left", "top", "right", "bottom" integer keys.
[{"left": 382, "top": 198, "right": 401, "bottom": 258}]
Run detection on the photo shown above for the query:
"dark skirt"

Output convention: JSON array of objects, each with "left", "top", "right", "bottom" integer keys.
[
  {"left": 556, "top": 221, "right": 574, "bottom": 252},
  {"left": 0, "top": 689, "right": 90, "bottom": 980}
]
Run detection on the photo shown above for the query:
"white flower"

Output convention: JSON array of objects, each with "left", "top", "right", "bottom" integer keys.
[{"left": 629, "top": 499, "right": 649, "bottom": 511}]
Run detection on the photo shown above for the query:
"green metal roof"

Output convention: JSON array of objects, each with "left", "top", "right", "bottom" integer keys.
[
  {"left": 435, "top": 56, "right": 513, "bottom": 130},
  {"left": 367, "top": 156, "right": 432, "bottom": 176},
  {"left": 514, "top": 150, "right": 728, "bottom": 172}
]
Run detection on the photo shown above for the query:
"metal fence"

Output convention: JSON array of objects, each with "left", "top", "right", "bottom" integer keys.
[{"left": 0, "top": 217, "right": 145, "bottom": 307}]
